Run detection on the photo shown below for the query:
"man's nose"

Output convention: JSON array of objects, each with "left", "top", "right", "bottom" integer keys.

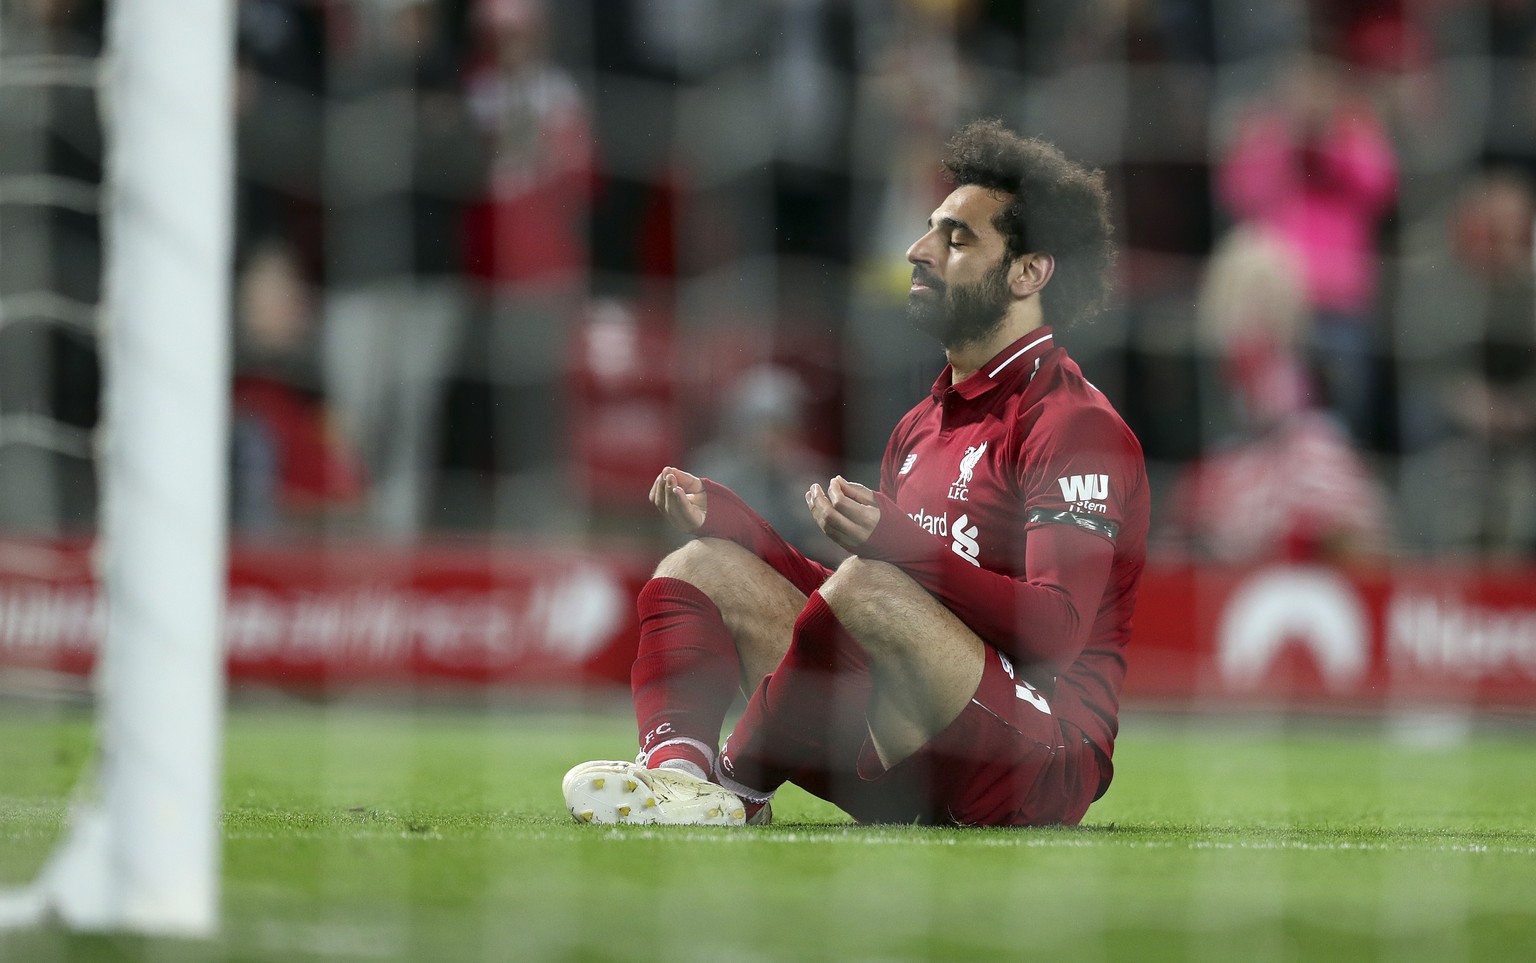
[{"left": 906, "top": 230, "right": 936, "bottom": 265}]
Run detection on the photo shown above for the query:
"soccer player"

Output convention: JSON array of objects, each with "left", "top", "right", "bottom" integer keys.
[{"left": 563, "top": 119, "right": 1148, "bottom": 827}]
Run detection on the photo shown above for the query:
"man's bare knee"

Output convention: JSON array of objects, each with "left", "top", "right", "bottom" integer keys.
[
  {"left": 652, "top": 537, "right": 744, "bottom": 589},
  {"left": 818, "top": 557, "right": 921, "bottom": 652},
  {"left": 654, "top": 537, "right": 805, "bottom": 621}
]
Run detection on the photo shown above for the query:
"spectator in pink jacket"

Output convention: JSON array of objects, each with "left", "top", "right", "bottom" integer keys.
[{"left": 1217, "top": 54, "right": 1398, "bottom": 446}]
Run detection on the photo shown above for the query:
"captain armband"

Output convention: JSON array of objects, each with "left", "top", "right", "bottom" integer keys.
[{"left": 1026, "top": 508, "right": 1119, "bottom": 541}]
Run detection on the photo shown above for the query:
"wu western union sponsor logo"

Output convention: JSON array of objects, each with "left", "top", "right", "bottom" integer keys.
[{"left": 1057, "top": 473, "right": 1109, "bottom": 503}]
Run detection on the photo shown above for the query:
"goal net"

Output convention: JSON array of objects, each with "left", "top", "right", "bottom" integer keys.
[
  {"left": 0, "top": 0, "right": 1532, "bottom": 958},
  {"left": 0, "top": 0, "right": 233, "bottom": 935}
]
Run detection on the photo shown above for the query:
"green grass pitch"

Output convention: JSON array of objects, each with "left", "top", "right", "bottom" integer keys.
[{"left": 3, "top": 699, "right": 1536, "bottom": 961}]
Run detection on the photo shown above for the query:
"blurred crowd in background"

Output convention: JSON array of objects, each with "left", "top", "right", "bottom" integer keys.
[{"left": 2, "top": 0, "right": 1536, "bottom": 564}]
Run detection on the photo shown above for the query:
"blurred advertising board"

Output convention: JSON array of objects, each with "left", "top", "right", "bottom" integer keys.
[
  {"left": 1, "top": 540, "right": 1534, "bottom": 711},
  {"left": 0, "top": 539, "right": 650, "bottom": 690},
  {"left": 1130, "top": 563, "right": 1536, "bottom": 711}
]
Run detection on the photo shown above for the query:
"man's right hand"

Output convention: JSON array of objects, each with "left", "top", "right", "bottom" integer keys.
[{"left": 649, "top": 467, "right": 708, "bottom": 534}]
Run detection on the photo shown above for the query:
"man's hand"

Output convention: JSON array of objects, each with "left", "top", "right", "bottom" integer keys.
[
  {"left": 650, "top": 467, "right": 708, "bottom": 534},
  {"left": 806, "top": 476, "right": 881, "bottom": 551}
]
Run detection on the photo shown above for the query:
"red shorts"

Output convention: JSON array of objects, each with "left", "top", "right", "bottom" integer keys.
[{"left": 781, "top": 647, "right": 1104, "bottom": 827}]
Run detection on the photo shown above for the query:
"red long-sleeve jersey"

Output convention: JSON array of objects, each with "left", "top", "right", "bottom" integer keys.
[{"left": 859, "top": 327, "right": 1148, "bottom": 765}]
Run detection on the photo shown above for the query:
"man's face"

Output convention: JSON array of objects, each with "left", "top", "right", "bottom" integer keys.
[{"left": 906, "top": 185, "right": 1016, "bottom": 348}]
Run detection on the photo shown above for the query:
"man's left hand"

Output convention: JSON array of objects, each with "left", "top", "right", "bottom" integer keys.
[{"left": 806, "top": 476, "right": 881, "bottom": 551}]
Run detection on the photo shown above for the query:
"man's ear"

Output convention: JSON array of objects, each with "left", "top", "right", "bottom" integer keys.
[{"left": 1011, "top": 253, "right": 1055, "bottom": 299}]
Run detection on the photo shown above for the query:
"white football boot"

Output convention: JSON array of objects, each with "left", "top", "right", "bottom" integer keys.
[{"left": 562, "top": 759, "right": 753, "bottom": 826}]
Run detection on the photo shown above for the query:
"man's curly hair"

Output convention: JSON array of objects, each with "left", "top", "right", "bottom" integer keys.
[{"left": 941, "top": 119, "right": 1116, "bottom": 329}]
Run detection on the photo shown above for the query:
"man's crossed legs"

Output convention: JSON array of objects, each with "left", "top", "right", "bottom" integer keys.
[{"left": 563, "top": 538, "right": 1093, "bottom": 827}]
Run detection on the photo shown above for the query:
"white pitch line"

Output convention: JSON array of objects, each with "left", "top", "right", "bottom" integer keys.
[
  {"left": 224, "top": 830, "right": 446, "bottom": 842},
  {"left": 544, "top": 828, "right": 1536, "bottom": 856},
  {"left": 121, "top": 827, "right": 1536, "bottom": 857}
]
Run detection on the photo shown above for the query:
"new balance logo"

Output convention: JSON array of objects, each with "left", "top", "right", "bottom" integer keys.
[
  {"left": 1057, "top": 473, "right": 1109, "bottom": 504},
  {"left": 899, "top": 453, "right": 917, "bottom": 476}
]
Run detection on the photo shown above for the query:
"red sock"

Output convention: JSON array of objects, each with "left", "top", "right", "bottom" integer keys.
[
  {"left": 630, "top": 577, "right": 741, "bottom": 774},
  {"left": 717, "top": 591, "right": 870, "bottom": 796}
]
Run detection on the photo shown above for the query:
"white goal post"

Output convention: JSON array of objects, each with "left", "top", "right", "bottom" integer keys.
[{"left": 0, "top": 0, "right": 233, "bottom": 936}]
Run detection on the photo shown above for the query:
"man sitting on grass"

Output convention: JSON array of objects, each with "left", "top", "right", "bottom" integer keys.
[{"left": 563, "top": 119, "right": 1148, "bottom": 827}]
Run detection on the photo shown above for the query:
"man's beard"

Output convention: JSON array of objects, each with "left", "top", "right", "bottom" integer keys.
[{"left": 907, "top": 258, "right": 1012, "bottom": 350}]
